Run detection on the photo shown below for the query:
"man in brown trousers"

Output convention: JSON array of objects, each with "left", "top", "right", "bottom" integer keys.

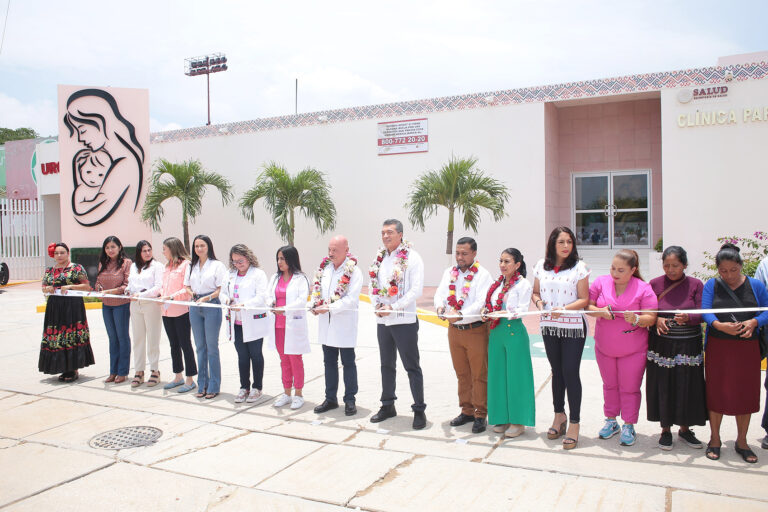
[{"left": 435, "top": 237, "right": 493, "bottom": 433}]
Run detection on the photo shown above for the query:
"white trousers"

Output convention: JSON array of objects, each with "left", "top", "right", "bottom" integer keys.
[{"left": 130, "top": 300, "right": 162, "bottom": 372}]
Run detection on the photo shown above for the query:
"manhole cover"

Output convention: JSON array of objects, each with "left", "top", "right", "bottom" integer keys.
[{"left": 89, "top": 426, "right": 163, "bottom": 450}]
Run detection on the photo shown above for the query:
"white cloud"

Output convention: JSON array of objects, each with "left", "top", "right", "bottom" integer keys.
[{"left": 0, "top": 92, "right": 58, "bottom": 136}]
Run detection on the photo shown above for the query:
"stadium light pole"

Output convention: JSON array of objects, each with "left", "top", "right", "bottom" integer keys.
[{"left": 184, "top": 53, "right": 228, "bottom": 125}]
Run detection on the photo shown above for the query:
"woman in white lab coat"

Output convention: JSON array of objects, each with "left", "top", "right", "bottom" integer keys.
[
  {"left": 220, "top": 244, "right": 270, "bottom": 404},
  {"left": 267, "top": 245, "right": 310, "bottom": 410}
]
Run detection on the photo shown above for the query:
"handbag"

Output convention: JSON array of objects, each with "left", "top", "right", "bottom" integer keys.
[{"left": 715, "top": 278, "right": 768, "bottom": 359}]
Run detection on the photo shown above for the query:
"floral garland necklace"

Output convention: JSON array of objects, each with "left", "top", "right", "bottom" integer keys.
[
  {"left": 311, "top": 253, "right": 358, "bottom": 307},
  {"left": 483, "top": 272, "right": 520, "bottom": 329},
  {"left": 369, "top": 241, "right": 411, "bottom": 297},
  {"left": 447, "top": 261, "right": 480, "bottom": 310}
]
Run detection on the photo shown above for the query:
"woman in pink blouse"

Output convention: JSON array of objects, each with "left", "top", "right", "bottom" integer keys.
[
  {"left": 159, "top": 237, "right": 197, "bottom": 393},
  {"left": 588, "top": 249, "right": 657, "bottom": 447},
  {"left": 95, "top": 235, "right": 132, "bottom": 384}
]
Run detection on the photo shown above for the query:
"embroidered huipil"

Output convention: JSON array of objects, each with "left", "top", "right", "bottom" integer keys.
[{"left": 533, "top": 259, "right": 590, "bottom": 337}]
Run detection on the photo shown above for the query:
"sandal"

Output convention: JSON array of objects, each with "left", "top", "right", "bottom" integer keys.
[
  {"left": 62, "top": 372, "right": 79, "bottom": 383},
  {"left": 735, "top": 445, "right": 758, "bottom": 464},
  {"left": 146, "top": 371, "right": 160, "bottom": 387},
  {"left": 195, "top": 390, "right": 207, "bottom": 398},
  {"left": 131, "top": 373, "right": 144, "bottom": 388},
  {"left": 563, "top": 436, "right": 578, "bottom": 450},
  {"left": 104, "top": 374, "right": 116, "bottom": 383},
  {"left": 705, "top": 443, "right": 721, "bottom": 460},
  {"left": 205, "top": 392, "right": 219, "bottom": 400},
  {"left": 114, "top": 375, "right": 127, "bottom": 384},
  {"left": 547, "top": 418, "right": 567, "bottom": 440}
]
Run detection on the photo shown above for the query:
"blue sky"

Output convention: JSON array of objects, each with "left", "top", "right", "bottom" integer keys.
[{"left": 0, "top": 0, "right": 766, "bottom": 136}]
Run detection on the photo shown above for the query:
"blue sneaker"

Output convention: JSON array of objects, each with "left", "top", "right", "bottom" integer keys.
[
  {"left": 620, "top": 424, "right": 636, "bottom": 446},
  {"left": 598, "top": 418, "right": 620, "bottom": 439}
]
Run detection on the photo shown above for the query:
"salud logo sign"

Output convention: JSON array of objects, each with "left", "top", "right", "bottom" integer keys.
[{"left": 677, "top": 85, "right": 729, "bottom": 103}]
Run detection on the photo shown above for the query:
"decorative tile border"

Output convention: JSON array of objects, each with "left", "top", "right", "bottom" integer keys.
[{"left": 151, "top": 62, "right": 768, "bottom": 144}]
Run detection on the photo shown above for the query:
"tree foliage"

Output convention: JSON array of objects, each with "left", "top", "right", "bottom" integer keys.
[
  {"left": 141, "top": 159, "right": 233, "bottom": 251},
  {"left": 405, "top": 156, "right": 509, "bottom": 254},
  {"left": 239, "top": 162, "right": 336, "bottom": 246},
  {"left": 0, "top": 127, "right": 39, "bottom": 144}
]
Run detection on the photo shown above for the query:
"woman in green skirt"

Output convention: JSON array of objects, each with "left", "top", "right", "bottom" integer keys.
[{"left": 482, "top": 248, "right": 535, "bottom": 438}]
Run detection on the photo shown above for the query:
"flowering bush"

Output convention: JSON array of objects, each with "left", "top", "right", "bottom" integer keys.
[{"left": 693, "top": 231, "right": 768, "bottom": 281}]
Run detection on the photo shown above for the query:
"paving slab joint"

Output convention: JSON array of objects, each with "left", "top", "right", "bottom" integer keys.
[
  {"left": 147, "top": 429, "right": 251, "bottom": 467},
  {"left": 351, "top": 454, "right": 422, "bottom": 502}
]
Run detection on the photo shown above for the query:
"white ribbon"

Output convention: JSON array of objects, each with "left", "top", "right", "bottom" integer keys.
[{"left": 45, "top": 290, "right": 768, "bottom": 320}]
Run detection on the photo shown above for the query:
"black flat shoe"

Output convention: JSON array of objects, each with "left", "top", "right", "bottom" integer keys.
[
  {"left": 450, "top": 413, "right": 475, "bottom": 427},
  {"left": 370, "top": 405, "right": 396, "bottom": 423},
  {"left": 313, "top": 400, "right": 339, "bottom": 413},
  {"left": 413, "top": 411, "right": 427, "bottom": 430},
  {"left": 471, "top": 417, "right": 487, "bottom": 434},
  {"left": 344, "top": 402, "right": 357, "bottom": 416},
  {"left": 735, "top": 445, "right": 758, "bottom": 463}
]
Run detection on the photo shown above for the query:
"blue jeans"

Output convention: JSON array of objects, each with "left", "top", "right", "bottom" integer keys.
[
  {"left": 189, "top": 298, "right": 222, "bottom": 394},
  {"left": 103, "top": 303, "right": 131, "bottom": 376}
]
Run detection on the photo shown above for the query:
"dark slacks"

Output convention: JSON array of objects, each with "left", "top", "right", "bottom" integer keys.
[
  {"left": 377, "top": 321, "right": 426, "bottom": 412},
  {"left": 234, "top": 324, "right": 264, "bottom": 390},
  {"left": 322, "top": 344, "right": 358, "bottom": 403},
  {"left": 762, "top": 369, "right": 768, "bottom": 435},
  {"left": 542, "top": 333, "right": 586, "bottom": 423},
  {"left": 162, "top": 313, "right": 197, "bottom": 377}
]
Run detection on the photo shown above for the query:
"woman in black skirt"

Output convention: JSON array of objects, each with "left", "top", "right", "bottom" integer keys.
[
  {"left": 38, "top": 242, "right": 95, "bottom": 381},
  {"left": 646, "top": 246, "right": 707, "bottom": 450}
]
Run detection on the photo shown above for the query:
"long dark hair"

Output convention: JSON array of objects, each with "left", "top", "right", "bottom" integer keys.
[
  {"left": 503, "top": 247, "right": 527, "bottom": 278},
  {"left": 276, "top": 245, "right": 302, "bottom": 275},
  {"left": 134, "top": 240, "right": 153, "bottom": 273},
  {"left": 190, "top": 235, "right": 216, "bottom": 269},
  {"left": 98, "top": 235, "right": 127, "bottom": 274},
  {"left": 614, "top": 249, "right": 642, "bottom": 280},
  {"left": 543, "top": 226, "right": 579, "bottom": 271}
]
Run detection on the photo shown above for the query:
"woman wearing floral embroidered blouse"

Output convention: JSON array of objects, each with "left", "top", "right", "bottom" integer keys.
[
  {"left": 532, "top": 227, "right": 590, "bottom": 450},
  {"left": 482, "top": 248, "right": 534, "bottom": 439},
  {"left": 39, "top": 242, "right": 94, "bottom": 382},
  {"left": 646, "top": 246, "right": 706, "bottom": 451}
]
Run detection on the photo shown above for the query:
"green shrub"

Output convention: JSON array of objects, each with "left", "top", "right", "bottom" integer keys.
[{"left": 654, "top": 237, "right": 663, "bottom": 252}]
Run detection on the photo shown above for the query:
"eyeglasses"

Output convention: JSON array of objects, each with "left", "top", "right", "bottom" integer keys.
[{"left": 232, "top": 259, "right": 247, "bottom": 265}]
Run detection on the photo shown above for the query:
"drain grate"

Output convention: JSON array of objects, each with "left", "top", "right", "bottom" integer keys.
[{"left": 89, "top": 426, "right": 163, "bottom": 450}]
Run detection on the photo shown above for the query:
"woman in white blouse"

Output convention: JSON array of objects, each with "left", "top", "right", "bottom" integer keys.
[
  {"left": 268, "top": 246, "right": 311, "bottom": 410},
  {"left": 532, "top": 227, "right": 590, "bottom": 449},
  {"left": 220, "top": 244, "right": 270, "bottom": 404},
  {"left": 127, "top": 240, "right": 164, "bottom": 387},
  {"left": 183, "top": 235, "right": 227, "bottom": 399},
  {"left": 482, "top": 248, "right": 534, "bottom": 438}
]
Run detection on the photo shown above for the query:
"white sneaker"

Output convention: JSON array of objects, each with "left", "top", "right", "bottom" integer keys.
[
  {"left": 234, "top": 388, "right": 248, "bottom": 403},
  {"left": 273, "top": 393, "right": 291, "bottom": 407},
  {"left": 290, "top": 396, "right": 305, "bottom": 409},
  {"left": 246, "top": 389, "right": 263, "bottom": 403}
]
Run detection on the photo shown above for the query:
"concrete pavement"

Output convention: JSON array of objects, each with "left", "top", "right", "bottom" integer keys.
[{"left": 1, "top": 282, "right": 767, "bottom": 511}]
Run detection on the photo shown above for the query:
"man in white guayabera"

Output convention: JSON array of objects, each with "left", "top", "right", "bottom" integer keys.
[{"left": 368, "top": 219, "right": 427, "bottom": 430}]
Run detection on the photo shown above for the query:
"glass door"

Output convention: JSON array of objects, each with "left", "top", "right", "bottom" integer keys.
[{"left": 573, "top": 171, "right": 650, "bottom": 248}]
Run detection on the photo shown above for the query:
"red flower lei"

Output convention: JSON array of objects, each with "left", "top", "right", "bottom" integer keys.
[
  {"left": 311, "top": 253, "right": 357, "bottom": 308},
  {"left": 483, "top": 273, "right": 520, "bottom": 329},
  {"left": 446, "top": 261, "right": 480, "bottom": 311}
]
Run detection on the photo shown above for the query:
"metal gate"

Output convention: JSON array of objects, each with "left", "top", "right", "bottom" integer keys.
[{"left": 0, "top": 198, "right": 45, "bottom": 281}]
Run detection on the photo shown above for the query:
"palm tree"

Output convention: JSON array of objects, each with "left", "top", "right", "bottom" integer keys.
[
  {"left": 239, "top": 162, "right": 336, "bottom": 246},
  {"left": 141, "top": 159, "right": 233, "bottom": 251},
  {"left": 405, "top": 156, "right": 509, "bottom": 254}
]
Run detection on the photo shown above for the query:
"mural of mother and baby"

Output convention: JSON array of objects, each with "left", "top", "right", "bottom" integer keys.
[{"left": 63, "top": 89, "right": 145, "bottom": 226}]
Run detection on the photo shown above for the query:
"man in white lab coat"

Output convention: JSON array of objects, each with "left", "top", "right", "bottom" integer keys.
[{"left": 310, "top": 235, "right": 364, "bottom": 416}]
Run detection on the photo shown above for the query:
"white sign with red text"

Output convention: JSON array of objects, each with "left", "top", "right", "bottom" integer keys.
[{"left": 377, "top": 118, "right": 428, "bottom": 156}]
